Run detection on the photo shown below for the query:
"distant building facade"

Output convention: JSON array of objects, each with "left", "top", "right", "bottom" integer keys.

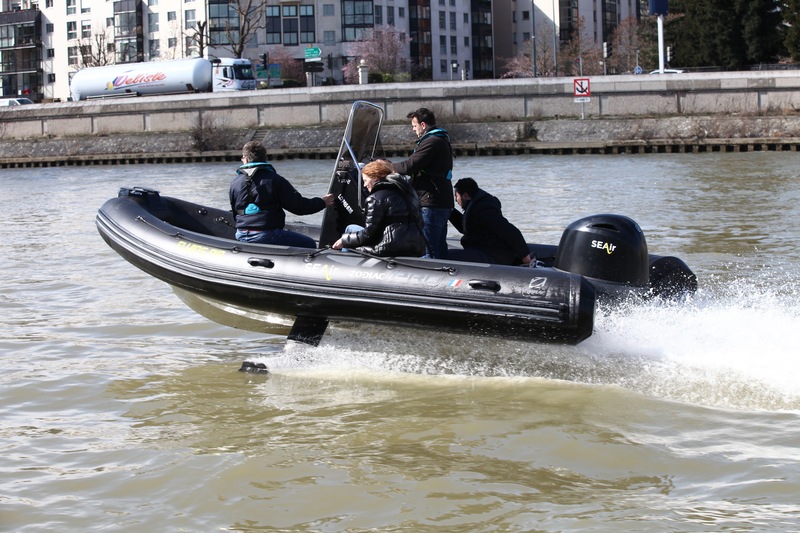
[{"left": 0, "top": 0, "right": 639, "bottom": 102}]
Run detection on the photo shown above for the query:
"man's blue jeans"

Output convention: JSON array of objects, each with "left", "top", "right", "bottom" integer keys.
[
  {"left": 235, "top": 228, "right": 317, "bottom": 249},
  {"left": 421, "top": 207, "right": 451, "bottom": 259}
]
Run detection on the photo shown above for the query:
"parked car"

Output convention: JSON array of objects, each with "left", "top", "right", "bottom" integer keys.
[
  {"left": 0, "top": 97, "right": 34, "bottom": 106},
  {"left": 649, "top": 69, "right": 684, "bottom": 74}
]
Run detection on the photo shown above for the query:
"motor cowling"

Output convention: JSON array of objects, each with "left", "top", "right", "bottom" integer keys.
[{"left": 554, "top": 214, "right": 649, "bottom": 287}]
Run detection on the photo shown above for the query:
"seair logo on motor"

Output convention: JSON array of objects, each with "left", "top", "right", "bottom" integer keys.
[{"left": 591, "top": 240, "right": 617, "bottom": 254}]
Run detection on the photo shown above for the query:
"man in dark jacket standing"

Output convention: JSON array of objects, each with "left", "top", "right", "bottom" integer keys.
[
  {"left": 230, "top": 141, "right": 333, "bottom": 248},
  {"left": 449, "top": 178, "right": 532, "bottom": 266},
  {"left": 391, "top": 108, "right": 453, "bottom": 259}
]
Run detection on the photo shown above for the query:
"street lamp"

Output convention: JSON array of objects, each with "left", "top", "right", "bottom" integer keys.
[
  {"left": 552, "top": 0, "right": 558, "bottom": 76},
  {"left": 532, "top": 0, "right": 538, "bottom": 77}
]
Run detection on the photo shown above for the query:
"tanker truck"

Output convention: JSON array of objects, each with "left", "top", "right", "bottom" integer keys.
[{"left": 69, "top": 57, "right": 256, "bottom": 101}]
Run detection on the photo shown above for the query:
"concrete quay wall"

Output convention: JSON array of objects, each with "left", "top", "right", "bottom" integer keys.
[{"left": 2, "top": 71, "right": 800, "bottom": 140}]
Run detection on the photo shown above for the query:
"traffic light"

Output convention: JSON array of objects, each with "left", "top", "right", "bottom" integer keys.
[
  {"left": 602, "top": 42, "right": 612, "bottom": 59},
  {"left": 666, "top": 46, "right": 673, "bottom": 63},
  {"left": 260, "top": 53, "right": 268, "bottom": 69},
  {"left": 303, "top": 59, "right": 324, "bottom": 73}
]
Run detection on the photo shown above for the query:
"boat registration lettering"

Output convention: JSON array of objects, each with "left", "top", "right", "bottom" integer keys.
[
  {"left": 591, "top": 240, "right": 617, "bottom": 254},
  {"left": 176, "top": 240, "right": 226, "bottom": 257}
]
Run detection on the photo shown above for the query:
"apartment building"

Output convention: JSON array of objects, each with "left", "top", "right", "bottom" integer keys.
[{"left": 1, "top": 0, "right": 638, "bottom": 102}]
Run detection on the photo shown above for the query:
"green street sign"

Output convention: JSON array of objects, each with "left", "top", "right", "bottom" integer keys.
[{"left": 304, "top": 47, "right": 322, "bottom": 59}]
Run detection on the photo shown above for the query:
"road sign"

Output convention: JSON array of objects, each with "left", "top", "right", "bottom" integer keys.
[
  {"left": 304, "top": 47, "right": 321, "bottom": 59},
  {"left": 574, "top": 97, "right": 591, "bottom": 103},
  {"left": 573, "top": 78, "right": 591, "bottom": 97},
  {"left": 303, "top": 58, "right": 324, "bottom": 72}
]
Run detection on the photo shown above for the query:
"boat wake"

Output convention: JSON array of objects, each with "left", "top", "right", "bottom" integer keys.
[{"left": 254, "top": 269, "right": 800, "bottom": 412}]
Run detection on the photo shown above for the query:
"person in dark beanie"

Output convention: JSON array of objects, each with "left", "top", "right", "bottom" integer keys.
[
  {"left": 391, "top": 108, "right": 454, "bottom": 259},
  {"left": 449, "top": 177, "right": 532, "bottom": 266},
  {"left": 229, "top": 141, "right": 333, "bottom": 248}
]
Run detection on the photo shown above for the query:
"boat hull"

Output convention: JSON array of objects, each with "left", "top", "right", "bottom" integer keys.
[{"left": 96, "top": 192, "right": 596, "bottom": 345}]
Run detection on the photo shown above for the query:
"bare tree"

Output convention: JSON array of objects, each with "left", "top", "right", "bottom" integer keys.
[
  {"left": 189, "top": 20, "right": 209, "bottom": 58},
  {"left": 560, "top": 16, "right": 603, "bottom": 76},
  {"left": 608, "top": 17, "right": 641, "bottom": 74},
  {"left": 341, "top": 25, "right": 411, "bottom": 83},
  {"left": 209, "top": 0, "right": 266, "bottom": 58},
  {"left": 77, "top": 28, "right": 115, "bottom": 68},
  {"left": 500, "top": 22, "right": 560, "bottom": 78}
]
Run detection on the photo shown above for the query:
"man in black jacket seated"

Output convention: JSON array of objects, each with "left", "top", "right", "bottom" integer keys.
[
  {"left": 448, "top": 178, "right": 532, "bottom": 266},
  {"left": 229, "top": 141, "right": 333, "bottom": 248}
]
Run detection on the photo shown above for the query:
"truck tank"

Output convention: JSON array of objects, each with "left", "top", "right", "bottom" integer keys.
[{"left": 70, "top": 58, "right": 213, "bottom": 101}]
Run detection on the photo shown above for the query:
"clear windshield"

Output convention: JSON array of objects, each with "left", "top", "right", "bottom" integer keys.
[{"left": 233, "top": 65, "right": 255, "bottom": 80}]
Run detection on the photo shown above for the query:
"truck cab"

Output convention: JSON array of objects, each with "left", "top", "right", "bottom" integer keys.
[{"left": 212, "top": 58, "right": 256, "bottom": 92}]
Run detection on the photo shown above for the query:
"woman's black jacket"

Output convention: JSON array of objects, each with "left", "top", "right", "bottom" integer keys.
[{"left": 341, "top": 175, "right": 426, "bottom": 257}]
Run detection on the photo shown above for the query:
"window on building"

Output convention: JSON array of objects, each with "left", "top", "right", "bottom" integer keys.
[
  {"left": 106, "top": 17, "right": 113, "bottom": 27},
  {"left": 209, "top": 1, "right": 240, "bottom": 46},
  {"left": 47, "top": 48, "right": 55, "bottom": 58},
  {"left": 280, "top": 5, "right": 298, "bottom": 46},
  {"left": 168, "top": 37, "right": 177, "bottom": 48},
  {"left": 81, "top": 20, "right": 91, "bottom": 39},
  {"left": 450, "top": 12, "right": 456, "bottom": 31},
  {"left": 387, "top": 6, "right": 395, "bottom": 25},
  {"left": 300, "top": 5, "right": 315, "bottom": 43},
  {"left": 148, "top": 13, "right": 159, "bottom": 33},
  {"left": 167, "top": 11, "right": 176, "bottom": 21},
  {"left": 463, "top": 13, "right": 468, "bottom": 24},
  {"left": 67, "top": 46, "right": 78, "bottom": 65},
  {"left": 440, "top": 59, "right": 447, "bottom": 73},
  {"left": 439, "top": 35, "right": 446, "bottom": 55},
  {"left": 439, "top": 11, "right": 445, "bottom": 30},
  {"left": 185, "top": 9, "right": 196, "bottom": 30},
  {"left": 266, "top": 6, "right": 281, "bottom": 44},
  {"left": 80, "top": 0, "right": 90, "bottom": 13},
  {"left": 342, "top": 0, "right": 373, "bottom": 41},
  {"left": 399, "top": 7, "right": 405, "bottom": 19},
  {"left": 375, "top": 5, "right": 382, "bottom": 25},
  {"left": 48, "top": 73, "right": 56, "bottom": 83},
  {"left": 148, "top": 0, "right": 157, "bottom": 5},
  {"left": 324, "top": 30, "right": 335, "bottom": 45},
  {"left": 46, "top": 23, "right": 54, "bottom": 32},
  {"left": 186, "top": 36, "right": 197, "bottom": 56},
  {"left": 66, "top": 0, "right": 75, "bottom": 15},
  {"left": 67, "top": 21, "right": 77, "bottom": 40},
  {"left": 46, "top": 0, "right": 53, "bottom": 7},
  {"left": 450, "top": 35, "right": 457, "bottom": 55},
  {"left": 323, "top": 4, "right": 335, "bottom": 16}
]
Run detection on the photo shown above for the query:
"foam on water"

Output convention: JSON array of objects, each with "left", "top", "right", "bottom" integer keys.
[{"left": 251, "top": 264, "right": 800, "bottom": 412}]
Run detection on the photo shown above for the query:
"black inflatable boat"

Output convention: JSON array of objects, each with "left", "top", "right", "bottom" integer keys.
[{"left": 96, "top": 101, "right": 696, "bottom": 346}]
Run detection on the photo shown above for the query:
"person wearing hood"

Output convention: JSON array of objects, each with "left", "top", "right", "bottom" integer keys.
[
  {"left": 448, "top": 178, "right": 532, "bottom": 266},
  {"left": 332, "top": 159, "right": 425, "bottom": 257},
  {"left": 229, "top": 141, "right": 333, "bottom": 248}
]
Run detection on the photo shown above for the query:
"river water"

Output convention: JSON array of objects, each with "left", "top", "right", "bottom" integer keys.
[{"left": 2, "top": 152, "right": 799, "bottom": 531}]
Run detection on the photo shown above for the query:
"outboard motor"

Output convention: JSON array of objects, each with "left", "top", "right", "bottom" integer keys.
[{"left": 554, "top": 214, "right": 649, "bottom": 289}]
